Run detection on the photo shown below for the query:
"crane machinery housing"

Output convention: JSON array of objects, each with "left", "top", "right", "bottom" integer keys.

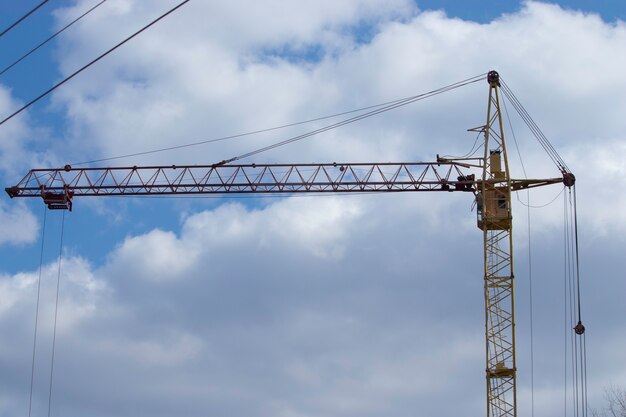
[{"left": 6, "top": 71, "right": 578, "bottom": 417}]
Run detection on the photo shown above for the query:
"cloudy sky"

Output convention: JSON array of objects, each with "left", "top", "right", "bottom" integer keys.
[{"left": 1, "top": 1, "right": 625, "bottom": 416}]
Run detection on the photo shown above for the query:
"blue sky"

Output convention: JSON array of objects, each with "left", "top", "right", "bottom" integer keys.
[{"left": 1, "top": 1, "right": 625, "bottom": 417}]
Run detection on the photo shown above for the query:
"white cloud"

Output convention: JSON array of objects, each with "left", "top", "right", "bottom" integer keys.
[
  {"left": 0, "top": 201, "right": 39, "bottom": 246},
  {"left": 104, "top": 197, "right": 363, "bottom": 285},
  {"left": 1, "top": 2, "right": 625, "bottom": 417}
]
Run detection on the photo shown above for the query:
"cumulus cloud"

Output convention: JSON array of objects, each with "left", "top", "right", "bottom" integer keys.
[
  {"left": 0, "top": 201, "right": 39, "bottom": 246},
  {"left": 1, "top": 1, "right": 625, "bottom": 417},
  {"left": 0, "top": 195, "right": 482, "bottom": 417}
]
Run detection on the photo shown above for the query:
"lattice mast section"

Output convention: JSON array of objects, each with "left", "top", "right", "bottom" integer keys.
[{"left": 478, "top": 71, "right": 517, "bottom": 417}]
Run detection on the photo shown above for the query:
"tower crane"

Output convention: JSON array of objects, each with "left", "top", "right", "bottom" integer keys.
[{"left": 5, "top": 71, "right": 576, "bottom": 417}]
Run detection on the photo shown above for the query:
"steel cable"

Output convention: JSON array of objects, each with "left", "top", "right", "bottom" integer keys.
[
  {"left": 0, "top": 0, "right": 190, "bottom": 127},
  {"left": 0, "top": 1, "right": 50, "bottom": 39},
  {"left": 28, "top": 207, "right": 47, "bottom": 417},
  {"left": 0, "top": 0, "right": 108, "bottom": 78},
  {"left": 223, "top": 74, "right": 486, "bottom": 164},
  {"left": 72, "top": 93, "right": 451, "bottom": 165},
  {"left": 47, "top": 210, "right": 66, "bottom": 417},
  {"left": 500, "top": 80, "right": 570, "bottom": 173}
]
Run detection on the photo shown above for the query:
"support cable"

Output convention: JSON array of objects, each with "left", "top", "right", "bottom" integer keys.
[
  {"left": 499, "top": 81, "right": 560, "bottom": 167},
  {"left": 28, "top": 207, "right": 47, "bottom": 417},
  {"left": 72, "top": 93, "right": 456, "bottom": 165},
  {"left": 0, "top": 1, "right": 50, "bottom": 39},
  {"left": 221, "top": 74, "right": 486, "bottom": 165},
  {"left": 499, "top": 79, "right": 570, "bottom": 174},
  {"left": 0, "top": 0, "right": 190, "bottom": 127},
  {"left": 71, "top": 73, "right": 486, "bottom": 166},
  {"left": 0, "top": 0, "right": 108, "bottom": 78},
  {"left": 47, "top": 210, "right": 66, "bottom": 417}
]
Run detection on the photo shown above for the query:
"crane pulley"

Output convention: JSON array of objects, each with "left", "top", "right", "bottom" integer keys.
[{"left": 4, "top": 71, "right": 577, "bottom": 417}]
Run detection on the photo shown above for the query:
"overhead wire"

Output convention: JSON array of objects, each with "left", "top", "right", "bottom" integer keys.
[
  {"left": 0, "top": 0, "right": 108, "bottom": 78},
  {"left": 0, "top": 0, "right": 50, "bottom": 40},
  {"left": 0, "top": 0, "right": 190, "bottom": 128}
]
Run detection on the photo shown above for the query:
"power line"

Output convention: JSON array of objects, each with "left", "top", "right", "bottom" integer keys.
[
  {"left": 0, "top": 0, "right": 108, "bottom": 78},
  {"left": 0, "top": 1, "right": 50, "bottom": 40},
  {"left": 0, "top": 0, "right": 191, "bottom": 128}
]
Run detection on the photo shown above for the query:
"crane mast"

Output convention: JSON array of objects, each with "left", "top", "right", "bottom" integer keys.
[
  {"left": 480, "top": 70, "right": 516, "bottom": 417},
  {"left": 5, "top": 71, "right": 572, "bottom": 417}
]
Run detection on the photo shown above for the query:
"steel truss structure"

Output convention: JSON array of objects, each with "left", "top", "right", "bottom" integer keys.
[
  {"left": 5, "top": 71, "right": 570, "bottom": 417},
  {"left": 481, "top": 71, "right": 517, "bottom": 416}
]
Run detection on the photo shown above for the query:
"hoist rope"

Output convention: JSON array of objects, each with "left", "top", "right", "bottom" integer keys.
[
  {"left": 220, "top": 74, "right": 486, "bottom": 165},
  {"left": 563, "top": 195, "right": 570, "bottom": 417},
  {"left": 47, "top": 210, "right": 66, "bottom": 417},
  {"left": 572, "top": 185, "right": 588, "bottom": 417},
  {"left": 28, "top": 207, "right": 47, "bottom": 417},
  {"left": 564, "top": 187, "right": 588, "bottom": 417}
]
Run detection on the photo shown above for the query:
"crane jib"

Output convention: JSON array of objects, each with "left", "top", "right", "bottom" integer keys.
[{"left": 4, "top": 161, "right": 566, "bottom": 212}]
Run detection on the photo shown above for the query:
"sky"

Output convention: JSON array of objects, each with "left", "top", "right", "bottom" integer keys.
[{"left": 0, "top": 1, "right": 625, "bottom": 417}]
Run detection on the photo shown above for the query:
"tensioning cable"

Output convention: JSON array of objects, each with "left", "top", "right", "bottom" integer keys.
[{"left": 216, "top": 73, "right": 487, "bottom": 166}]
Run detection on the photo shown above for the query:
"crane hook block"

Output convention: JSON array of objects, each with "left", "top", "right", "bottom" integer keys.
[{"left": 574, "top": 320, "right": 585, "bottom": 335}]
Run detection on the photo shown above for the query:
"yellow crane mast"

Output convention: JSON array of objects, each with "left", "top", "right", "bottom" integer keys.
[{"left": 480, "top": 70, "right": 518, "bottom": 417}]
